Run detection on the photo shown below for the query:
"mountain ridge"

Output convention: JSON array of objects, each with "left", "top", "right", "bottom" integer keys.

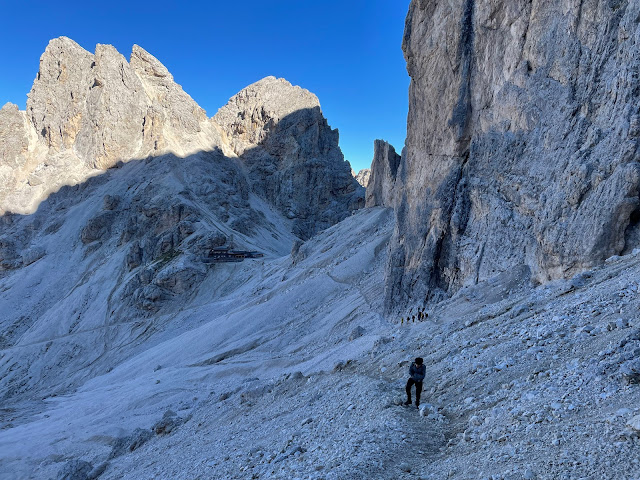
[{"left": 1, "top": 37, "right": 364, "bottom": 236}]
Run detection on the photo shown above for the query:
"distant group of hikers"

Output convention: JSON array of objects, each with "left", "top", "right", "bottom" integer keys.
[{"left": 399, "top": 306, "right": 428, "bottom": 324}]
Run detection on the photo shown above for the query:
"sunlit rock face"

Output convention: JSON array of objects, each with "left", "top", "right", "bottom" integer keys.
[
  {"left": 2, "top": 37, "right": 225, "bottom": 215},
  {"left": 354, "top": 168, "right": 371, "bottom": 188},
  {"left": 365, "top": 140, "right": 400, "bottom": 208},
  {"left": 214, "top": 76, "right": 364, "bottom": 240},
  {"left": 26, "top": 37, "right": 220, "bottom": 170},
  {"left": 386, "top": 0, "right": 640, "bottom": 312}
]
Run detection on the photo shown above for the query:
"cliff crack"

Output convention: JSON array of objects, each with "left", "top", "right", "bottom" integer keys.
[{"left": 449, "top": 0, "right": 476, "bottom": 151}]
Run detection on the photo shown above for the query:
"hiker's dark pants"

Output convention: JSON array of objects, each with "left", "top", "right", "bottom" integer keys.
[{"left": 406, "top": 378, "right": 423, "bottom": 405}]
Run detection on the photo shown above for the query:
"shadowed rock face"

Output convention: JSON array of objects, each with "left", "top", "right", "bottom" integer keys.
[
  {"left": 387, "top": 0, "right": 640, "bottom": 312},
  {"left": 365, "top": 140, "right": 401, "bottom": 208},
  {"left": 214, "top": 77, "right": 364, "bottom": 240}
]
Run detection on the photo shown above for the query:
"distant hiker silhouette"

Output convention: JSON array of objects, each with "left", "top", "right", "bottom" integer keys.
[{"left": 404, "top": 357, "right": 426, "bottom": 408}]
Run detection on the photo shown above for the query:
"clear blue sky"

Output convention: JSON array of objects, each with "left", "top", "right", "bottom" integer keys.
[{"left": 0, "top": 0, "right": 410, "bottom": 172}]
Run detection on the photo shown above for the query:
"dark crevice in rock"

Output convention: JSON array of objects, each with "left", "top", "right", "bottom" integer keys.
[
  {"left": 449, "top": 0, "right": 476, "bottom": 149},
  {"left": 623, "top": 204, "right": 640, "bottom": 254},
  {"left": 429, "top": 152, "right": 471, "bottom": 301}
]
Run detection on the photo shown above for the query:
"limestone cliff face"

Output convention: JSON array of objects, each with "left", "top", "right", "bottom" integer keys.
[
  {"left": 26, "top": 38, "right": 220, "bottom": 171},
  {"left": 365, "top": 140, "right": 401, "bottom": 208},
  {"left": 0, "top": 104, "right": 28, "bottom": 169},
  {"left": 214, "top": 77, "right": 364, "bottom": 240},
  {"left": 387, "top": 0, "right": 640, "bottom": 311},
  {"left": 354, "top": 169, "right": 371, "bottom": 188},
  {"left": 3, "top": 37, "right": 224, "bottom": 214}
]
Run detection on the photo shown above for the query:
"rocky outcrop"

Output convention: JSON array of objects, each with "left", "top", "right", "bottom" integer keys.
[
  {"left": 354, "top": 169, "right": 371, "bottom": 188},
  {"left": 365, "top": 140, "right": 401, "bottom": 208},
  {"left": 387, "top": 0, "right": 640, "bottom": 312},
  {"left": 0, "top": 103, "right": 28, "bottom": 170},
  {"left": 26, "top": 38, "right": 220, "bottom": 171},
  {"left": 0, "top": 104, "right": 30, "bottom": 206},
  {"left": 2, "top": 37, "right": 225, "bottom": 215},
  {"left": 214, "top": 77, "right": 364, "bottom": 239}
]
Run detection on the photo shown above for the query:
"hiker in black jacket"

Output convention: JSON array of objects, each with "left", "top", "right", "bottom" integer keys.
[{"left": 404, "top": 357, "right": 426, "bottom": 408}]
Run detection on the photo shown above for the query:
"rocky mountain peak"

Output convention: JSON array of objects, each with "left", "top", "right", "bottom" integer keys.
[
  {"left": 130, "top": 44, "right": 173, "bottom": 80},
  {"left": 213, "top": 76, "right": 322, "bottom": 156},
  {"left": 214, "top": 76, "right": 364, "bottom": 239},
  {"left": 24, "top": 36, "right": 212, "bottom": 173},
  {"left": 354, "top": 168, "right": 371, "bottom": 188}
]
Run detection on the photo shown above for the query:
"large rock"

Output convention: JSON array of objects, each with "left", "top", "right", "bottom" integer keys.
[
  {"left": 1, "top": 37, "right": 227, "bottom": 215},
  {"left": 354, "top": 168, "right": 371, "bottom": 188},
  {"left": 365, "top": 140, "right": 401, "bottom": 208},
  {"left": 27, "top": 37, "right": 95, "bottom": 156},
  {"left": 386, "top": 0, "right": 640, "bottom": 312},
  {"left": 129, "top": 45, "right": 222, "bottom": 158},
  {"left": 0, "top": 103, "right": 28, "bottom": 169},
  {"left": 0, "top": 104, "right": 30, "bottom": 209},
  {"left": 214, "top": 76, "right": 364, "bottom": 239}
]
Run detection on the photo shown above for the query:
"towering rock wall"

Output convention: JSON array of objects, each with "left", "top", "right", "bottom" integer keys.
[
  {"left": 0, "top": 104, "right": 30, "bottom": 198},
  {"left": 387, "top": 0, "right": 640, "bottom": 311},
  {"left": 365, "top": 139, "right": 401, "bottom": 208},
  {"left": 214, "top": 77, "right": 364, "bottom": 240}
]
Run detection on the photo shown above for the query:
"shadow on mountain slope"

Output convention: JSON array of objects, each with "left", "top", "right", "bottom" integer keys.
[{"left": 0, "top": 106, "right": 364, "bottom": 405}]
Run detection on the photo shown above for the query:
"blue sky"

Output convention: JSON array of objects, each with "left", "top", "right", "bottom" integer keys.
[{"left": 0, "top": 0, "right": 410, "bottom": 172}]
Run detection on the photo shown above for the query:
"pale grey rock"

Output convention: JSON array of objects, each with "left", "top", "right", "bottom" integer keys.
[
  {"left": 355, "top": 168, "right": 371, "bottom": 188},
  {"left": 387, "top": 0, "right": 640, "bottom": 312},
  {"left": 27, "top": 37, "right": 95, "bottom": 154},
  {"left": 627, "top": 415, "right": 640, "bottom": 432},
  {"left": 73, "top": 43, "right": 147, "bottom": 169},
  {"left": 0, "top": 103, "right": 31, "bottom": 213},
  {"left": 365, "top": 140, "right": 401, "bottom": 208},
  {"left": 26, "top": 38, "right": 217, "bottom": 170},
  {"left": 0, "top": 103, "right": 28, "bottom": 169},
  {"left": 214, "top": 76, "right": 364, "bottom": 239},
  {"left": 130, "top": 45, "right": 207, "bottom": 137}
]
